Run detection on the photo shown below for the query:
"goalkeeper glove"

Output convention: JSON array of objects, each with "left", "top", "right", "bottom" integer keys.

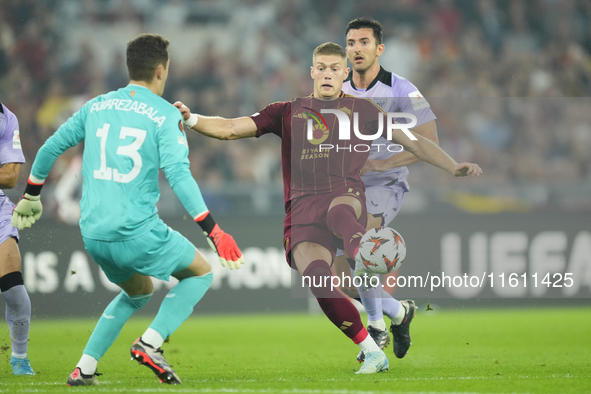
[
  {"left": 195, "top": 211, "right": 245, "bottom": 270},
  {"left": 11, "top": 177, "right": 44, "bottom": 230}
]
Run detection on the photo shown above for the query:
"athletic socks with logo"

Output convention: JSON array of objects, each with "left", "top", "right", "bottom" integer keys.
[
  {"left": 148, "top": 272, "right": 213, "bottom": 343},
  {"left": 82, "top": 291, "right": 153, "bottom": 362},
  {"left": 0, "top": 272, "right": 31, "bottom": 357},
  {"left": 303, "top": 260, "right": 367, "bottom": 342},
  {"left": 348, "top": 267, "right": 405, "bottom": 327},
  {"left": 356, "top": 280, "right": 384, "bottom": 324}
]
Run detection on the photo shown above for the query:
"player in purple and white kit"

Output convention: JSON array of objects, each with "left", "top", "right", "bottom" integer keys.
[
  {"left": 335, "top": 17, "right": 440, "bottom": 362},
  {"left": 0, "top": 103, "right": 34, "bottom": 375}
]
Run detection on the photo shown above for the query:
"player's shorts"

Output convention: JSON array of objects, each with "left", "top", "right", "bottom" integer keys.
[
  {"left": 83, "top": 219, "right": 196, "bottom": 284},
  {"left": 335, "top": 183, "right": 406, "bottom": 258},
  {"left": 0, "top": 195, "right": 19, "bottom": 245},
  {"left": 283, "top": 184, "right": 367, "bottom": 269}
]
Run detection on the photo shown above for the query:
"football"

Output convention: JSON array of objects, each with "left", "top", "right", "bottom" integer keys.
[{"left": 357, "top": 226, "right": 407, "bottom": 275}]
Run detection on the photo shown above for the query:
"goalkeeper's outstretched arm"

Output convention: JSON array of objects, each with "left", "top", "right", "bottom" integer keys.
[
  {"left": 11, "top": 102, "right": 88, "bottom": 230},
  {"left": 164, "top": 161, "right": 244, "bottom": 270},
  {"left": 173, "top": 101, "right": 257, "bottom": 140}
]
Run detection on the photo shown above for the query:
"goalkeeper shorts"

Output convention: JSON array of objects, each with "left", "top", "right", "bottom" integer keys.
[{"left": 83, "top": 220, "right": 196, "bottom": 284}]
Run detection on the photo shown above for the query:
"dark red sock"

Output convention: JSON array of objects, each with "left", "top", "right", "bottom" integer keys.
[
  {"left": 326, "top": 204, "right": 366, "bottom": 259},
  {"left": 303, "top": 260, "right": 368, "bottom": 344}
]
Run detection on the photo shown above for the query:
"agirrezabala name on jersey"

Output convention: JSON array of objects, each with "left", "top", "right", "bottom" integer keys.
[{"left": 89, "top": 99, "right": 166, "bottom": 127}]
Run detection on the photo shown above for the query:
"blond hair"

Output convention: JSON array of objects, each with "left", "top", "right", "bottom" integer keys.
[{"left": 313, "top": 42, "right": 346, "bottom": 60}]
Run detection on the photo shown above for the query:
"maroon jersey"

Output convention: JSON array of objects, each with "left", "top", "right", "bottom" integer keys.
[{"left": 251, "top": 93, "right": 384, "bottom": 208}]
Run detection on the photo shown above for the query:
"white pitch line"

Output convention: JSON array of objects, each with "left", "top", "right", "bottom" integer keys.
[
  {"left": 5, "top": 373, "right": 581, "bottom": 386},
  {"left": 0, "top": 390, "right": 529, "bottom": 394}
]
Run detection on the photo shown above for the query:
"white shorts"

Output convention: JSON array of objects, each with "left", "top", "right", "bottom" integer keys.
[{"left": 335, "top": 183, "right": 406, "bottom": 258}]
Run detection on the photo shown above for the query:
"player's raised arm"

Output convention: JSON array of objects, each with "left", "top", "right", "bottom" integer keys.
[
  {"left": 360, "top": 120, "right": 439, "bottom": 175},
  {"left": 158, "top": 109, "right": 245, "bottom": 269},
  {"left": 173, "top": 101, "right": 257, "bottom": 140},
  {"left": 391, "top": 129, "right": 482, "bottom": 178},
  {"left": 11, "top": 102, "right": 89, "bottom": 230}
]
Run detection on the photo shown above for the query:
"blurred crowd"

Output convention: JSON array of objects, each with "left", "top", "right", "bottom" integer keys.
[{"left": 1, "top": 0, "right": 590, "bottom": 211}]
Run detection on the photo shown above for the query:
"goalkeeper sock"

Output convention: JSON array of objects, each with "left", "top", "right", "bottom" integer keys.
[
  {"left": 148, "top": 272, "right": 213, "bottom": 341},
  {"left": 141, "top": 327, "right": 164, "bottom": 349},
  {"left": 76, "top": 354, "right": 98, "bottom": 376},
  {"left": 1, "top": 273, "right": 31, "bottom": 357},
  {"left": 82, "top": 291, "right": 152, "bottom": 361},
  {"left": 326, "top": 204, "right": 366, "bottom": 259}
]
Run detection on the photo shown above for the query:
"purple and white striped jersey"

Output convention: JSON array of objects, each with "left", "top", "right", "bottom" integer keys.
[
  {"left": 342, "top": 67, "right": 436, "bottom": 191},
  {"left": 0, "top": 103, "right": 26, "bottom": 196}
]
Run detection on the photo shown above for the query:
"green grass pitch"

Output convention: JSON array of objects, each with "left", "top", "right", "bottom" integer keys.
[{"left": 0, "top": 307, "right": 589, "bottom": 393}]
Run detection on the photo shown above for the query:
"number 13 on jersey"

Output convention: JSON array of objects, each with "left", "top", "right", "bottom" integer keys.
[{"left": 93, "top": 123, "right": 147, "bottom": 183}]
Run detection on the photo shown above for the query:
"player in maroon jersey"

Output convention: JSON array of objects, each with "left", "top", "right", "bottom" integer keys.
[{"left": 174, "top": 43, "right": 481, "bottom": 374}]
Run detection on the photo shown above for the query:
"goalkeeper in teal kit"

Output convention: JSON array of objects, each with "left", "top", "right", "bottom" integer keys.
[{"left": 11, "top": 34, "right": 244, "bottom": 386}]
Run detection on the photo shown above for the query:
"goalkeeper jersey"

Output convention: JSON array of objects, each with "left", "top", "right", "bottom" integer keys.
[{"left": 31, "top": 84, "right": 207, "bottom": 241}]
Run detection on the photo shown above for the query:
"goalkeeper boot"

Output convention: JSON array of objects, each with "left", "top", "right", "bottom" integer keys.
[
  {"left": 356, "top": 325, "right": 391, "bottom": 362},
  {"left": 11, "top": 356, "right": 35, "bottom": 376},
  {"left": 355, "top": 350, "right": 389, "bottom": 374},
  {"left": 390, "top": 300, "right": 417, "bottom": 358},
  {"left": 66, "top": 367, "right": 101, "bottom": 386},
  {"left": 130, "top": 338, "right": 181, "bottom": 384}
]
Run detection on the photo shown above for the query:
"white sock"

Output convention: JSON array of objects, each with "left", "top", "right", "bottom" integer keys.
[
  {"left": 76, "top": 354, "right": 98, "bottom": 375},
  {"left": 368, "top": 319, "right": 387, "bottom": 331},
  {"left": 391, "top": 301, "right": 406, "bottom": 325},
  {"left": 141, "top": 328, "right": 164, "bottom": 349},
  {"left": 11, "top": 353, "right": 26, "bottom": 359},
  {"left": 358, "top": 333, "right": 382, "bottom": 354}
]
